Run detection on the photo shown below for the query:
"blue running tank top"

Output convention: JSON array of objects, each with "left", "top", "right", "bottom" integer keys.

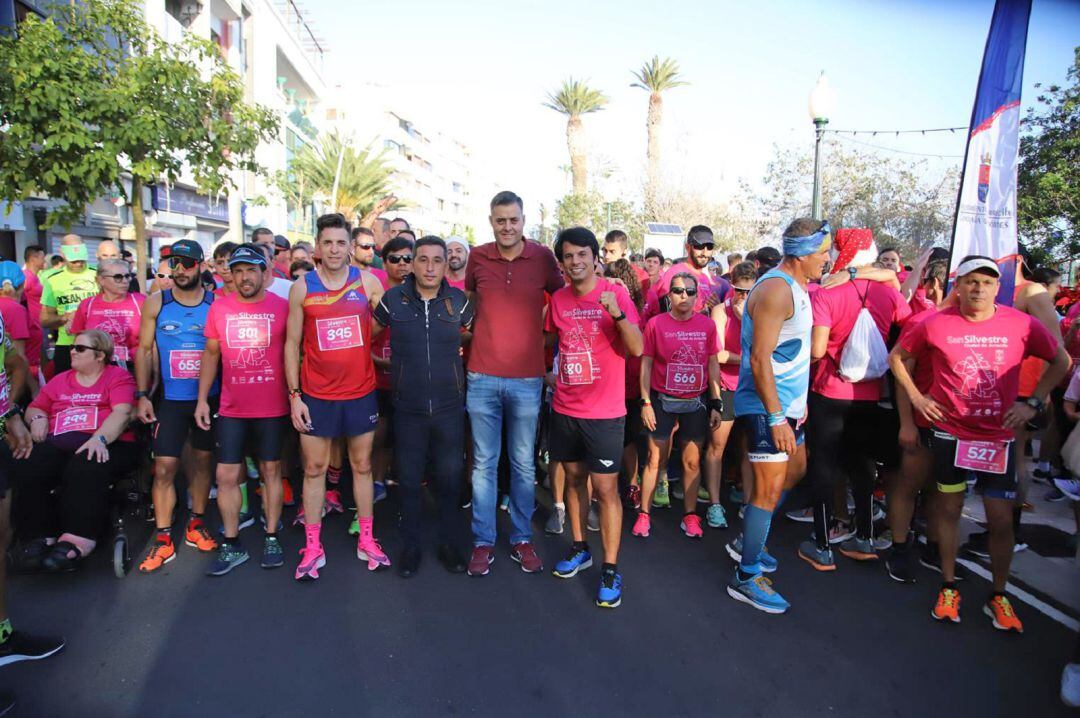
[
  {"left": 157, "top": 289, "right": 219, "bottom": 401},
  {"left": 733, "top": 267, "right": 812, "bottom": 419}
]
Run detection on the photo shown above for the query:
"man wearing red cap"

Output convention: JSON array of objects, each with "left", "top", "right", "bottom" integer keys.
[{"left": 798, "top": 228, "right": 911, "bottom": 572}]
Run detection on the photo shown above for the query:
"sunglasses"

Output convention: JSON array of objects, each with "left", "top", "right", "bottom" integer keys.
[
  {"left": 274, "top": 247, "right": 290, "bottom": 254},
  {"left": 355, "top": 243, "right": 375, "bottom": 250},
  {"left": 168, "top": 256, "right": 199, "bottom": 269},
  {"left": 733, "top": 287, "right": 751, "bottom": 295},
  {"left": 103, "top": 273, "right": 134, "bottom": 281},
  {"left": 386, "top": 255, "right": 413, "bottom": 265},
  {"left": 670, "top": 287, "right": 698, "bottom": 297},
  {"left": 71, "top": 344, "right": 100, "bottom": 354},
  {"left": 692, "top": 243, "right": 716, "bottom": 251},
  {"left": 156, "top": 273, "right": 169, "bottom": 279}
]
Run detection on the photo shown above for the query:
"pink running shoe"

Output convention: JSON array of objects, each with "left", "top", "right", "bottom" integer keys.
[
  {"left": 681, "top": 514, "right": 704, "bottom": 539},
  {"left": 357, "top": 536, "right": 391, "bottom": 571},
  {"left": 295, "top": 544, "right": 326, "bottom": 581},
  {"left": 324, "top": 489, "right": 344, "bottom": 514},
  {"left": 631, "top": 512, "right": 651, "bottom": 537}
]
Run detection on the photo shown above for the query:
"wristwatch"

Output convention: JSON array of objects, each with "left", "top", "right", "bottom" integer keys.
[
  {"left": 1025, "top": 396, "right": 1044, "bottom": 412},
  {"left": 613, "top": 312, "right": 627, "bottom": 322},
  {"left": 134, "top": 390, "right": 149, "bottom": 400}
]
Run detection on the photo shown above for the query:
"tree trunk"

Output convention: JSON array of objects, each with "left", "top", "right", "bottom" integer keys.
[
  {"left": 130, "top": 176, "right": 148, "bottom": 293},
  {"left": 567, "top": 116, "right": 587, "bottom": 196},
  {"left": 358, "top": 194, "right": 398, "bottom": 228},
  {"left": 644, "top": 92, "right": 663, "bottom": 220}
]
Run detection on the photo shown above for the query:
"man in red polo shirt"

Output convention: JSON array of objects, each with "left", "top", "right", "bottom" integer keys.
[{"left": 464, "top": 191, "right": 564, "bottom": 576}]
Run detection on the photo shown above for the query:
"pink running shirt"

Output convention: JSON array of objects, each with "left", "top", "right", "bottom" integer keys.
[
  {"left": 642, "top": 312, "right": 719, "bottom": 398},
  {"left": 70, "top": 293, "right": 145, "bottom": 363}
]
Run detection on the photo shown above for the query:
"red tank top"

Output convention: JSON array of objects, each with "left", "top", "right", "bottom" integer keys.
[
  {"left": 719, "top": 299, "right": 742, "bottom": 391},
  {"left": 301, "top": 266, "right": 375, "bottom": 400}
]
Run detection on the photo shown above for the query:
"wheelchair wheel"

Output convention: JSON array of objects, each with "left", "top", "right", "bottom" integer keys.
[{"left": 113, "top": 536, "right": 130, "bottom": 578}]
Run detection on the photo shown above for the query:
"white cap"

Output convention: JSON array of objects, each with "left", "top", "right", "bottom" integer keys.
[
  {"left": 955, "top": 257, "right": 1001, "bottom": 278},
  {"left": 446, "top": 236, "right": 469, "bottom": 253}
]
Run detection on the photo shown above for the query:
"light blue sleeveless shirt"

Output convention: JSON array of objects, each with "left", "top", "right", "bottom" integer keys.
[{"left": 733, "top": 267, "right": 812, "bottom": 419}]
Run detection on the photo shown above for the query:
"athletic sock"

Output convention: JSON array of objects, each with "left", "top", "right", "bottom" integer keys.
[
  {"left": 326, "top": 465, "right": 341, "bottom": 486},
  {"left": 601, "top": 562, "right": 617, "bottom": 574},
  {"left": 357, "top": 516, "right": 374, "bottom": 542},
  {"left": 554, "top": 502, "right": 565, "bottom": 510},
  {"left": 239, "top": 482, "right": 250, "bottom": 514},
  {"left": 155, "top": 527, "right": 172, "bottom": 542},
  {"left": 304, "top": 522, "right": 322, "bottom": 548},
  {"left": 0, "top": 618, "right": 12, "bottom": 645},
  {"left": 740, "top": 505, "right": 773, "bottom": 574},
  {"left": 572, "top": 541, "right": 589, "bottom": 553}
]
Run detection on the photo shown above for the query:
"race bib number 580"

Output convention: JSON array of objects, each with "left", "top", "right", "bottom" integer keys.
[
  {"left": 560, "top": 351, "right": 595, "bottom": 386},
  {"left": 225, "top": 317, "right": 271, "bottom": 349}
]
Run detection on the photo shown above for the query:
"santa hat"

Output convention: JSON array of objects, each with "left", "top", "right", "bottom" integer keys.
[{"left": 830, "top": 228, "right": 877, "bottom": 273}]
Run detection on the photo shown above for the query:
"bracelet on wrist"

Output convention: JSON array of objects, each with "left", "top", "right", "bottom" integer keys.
[{"left": 767, "top": 411, "right": 787, "bottom": 427}]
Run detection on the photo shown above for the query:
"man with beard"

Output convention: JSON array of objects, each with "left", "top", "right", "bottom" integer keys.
[
  {"left": 351, "top": 227, "right": 388, "bottom": 287},
  {"left": 445, "top": 236, "right": 469, "bottom": 289},
  {"left": 40, "top": 235, "right": 99, "bottom": 372},
  {"left": 647, "top": 226, "right": 730, "bottom": 319},
  {"left": 195, "top": 244, "right": 291, "bottom": 575},
  {"left": 135, "top": 240, "right": 221, "bottom": 572}
]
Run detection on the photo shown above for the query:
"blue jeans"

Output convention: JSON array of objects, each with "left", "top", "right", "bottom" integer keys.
[{"left": 466, "top": 373, "right": 543, "bottom": 546}]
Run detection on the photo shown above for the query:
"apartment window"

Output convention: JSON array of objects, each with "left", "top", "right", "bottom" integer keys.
[
  {"left": 452, "top": 182, "right": 463, "bottom": 194},
  {"left": 437, "top": 199, "right": 445, "bottom": 211}
]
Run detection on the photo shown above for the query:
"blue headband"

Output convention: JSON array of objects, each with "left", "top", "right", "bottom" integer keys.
[{"left": 782, "top": 221, "right": 832, "bottom": 257}]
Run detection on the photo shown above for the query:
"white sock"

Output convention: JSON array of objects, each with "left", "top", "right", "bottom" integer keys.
[{"left": 554, "top": 502, "right": 565, "bottom": 510}]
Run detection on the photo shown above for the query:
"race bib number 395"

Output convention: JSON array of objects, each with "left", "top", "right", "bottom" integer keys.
[
  {"left": 225, "top": 317, "right": 271, "bottom": 349},
  {"left": 316, "top": 315, "right": 363, "bottom": 352}
]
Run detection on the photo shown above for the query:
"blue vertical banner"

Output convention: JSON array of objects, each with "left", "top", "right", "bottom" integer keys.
[{"left": 948, "top": 0, "right": 1033, "bottom": 304}]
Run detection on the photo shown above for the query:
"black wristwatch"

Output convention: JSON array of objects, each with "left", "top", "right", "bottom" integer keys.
[
  {"left": 1025, "top": 396, "right": 1044, "bottom": 412},
  {"left": 613, "top": 312, "right": 626, "bottom": 322},
  {"left": 134, "top": 390, "right": 149, "bottom": 400}
]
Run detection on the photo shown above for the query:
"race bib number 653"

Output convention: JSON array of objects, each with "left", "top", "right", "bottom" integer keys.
[{"left": 169, "top": 350, "right": 202, "bottom": 380}]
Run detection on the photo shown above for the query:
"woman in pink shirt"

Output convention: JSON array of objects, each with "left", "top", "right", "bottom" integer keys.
[
  {"left": 11, "top": 329, "right": 137, "bottom": 573},
  {"left": 635, "top": 273, "right": 722, "bottom": 540},
  {"left": 706, "top": 261, "right": 758, "bottom": 528},
  {"left": 69, "top": 258, "right": 145, "bottom": 371}
]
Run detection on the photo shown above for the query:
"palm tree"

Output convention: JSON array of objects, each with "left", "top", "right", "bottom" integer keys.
[
  {"left": 631, "top": 56, "right": 688, "bottom": 218},
  {"left": 286, "top": 131, "right": 398, "bottom": 223},
  {"left": 543, "top": 78, "right": 608, "bottom": 196}
]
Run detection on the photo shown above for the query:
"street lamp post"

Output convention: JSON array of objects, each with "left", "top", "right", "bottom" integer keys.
[{"left": 808, "top": 71, "right": 835, "bottom": 221}]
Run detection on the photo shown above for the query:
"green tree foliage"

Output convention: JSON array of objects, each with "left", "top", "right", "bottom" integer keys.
[
  {"left": 631, "top": 56, "right": 688, "bottom": 220},
  {"left": 1019, "top": 46, "right": 1079, "bottom": 259},
  {"left": 543, "top": 79, "right": 608, "bottom": 196},
  {"left": 555, "top": 192, "right": 644, "bottom": 249},
  {"left": 0, "top": 0, "right": 278, "bottom": 287},
  {"left": 279, "top": 131, "right": 398, "bottom": 224}
]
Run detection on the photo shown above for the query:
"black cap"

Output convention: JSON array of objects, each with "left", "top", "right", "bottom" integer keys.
[
  {"left": 169, "top": 239, "right": 204, "bottom": 262},
  {"left": 273, "top": 234, "right": 291, "bottom": 250},
  {"left": 228, "top": 245, "right": 268, "bottom": 269}
]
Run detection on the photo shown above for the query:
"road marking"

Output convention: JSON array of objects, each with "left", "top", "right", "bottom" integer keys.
[{"left": 957, "top": 558, "right": 1079, "bottom": 631}]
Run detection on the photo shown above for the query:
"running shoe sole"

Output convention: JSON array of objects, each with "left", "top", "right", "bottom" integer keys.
[
  {"left": 184, "top": 540, "right": 216, "bottom": 552},
  {"left": 931, "top": 609, "right": 960, "bottom": 624},
  {"left": 509, "top": 552, "right": 543, "bottom": 573},
  {"left": 138, "top": 555, "right": 175, "bottom": 573},
  {"left": 885, "top": 561, "right": 916, "bottom": 584},
  {"left": 983, "top": 604, "right": 1023, "bottom": 633},
  {"left": 724, "top": 543, "right": 777, "bottom": 573},
  {"left": 797, "top": 548, "right": 837, "bottom": 572},
  {"left": 553, "top": 557, "right": 593, "bottom": 579},
  {"left": 596, "top": 596, "right": 621, "bottom": 609},
  {"left": 238, "top": 515, "right": 256, "bottom": 531},
  {"left": 680, "top": 521, "right": 703, "bottom": 539},
  {"left": 838, "top": 547, "right": 878, "bottom": 561},
  {"left": 467, "top": 553, "right": 494, "bottom": 577},
  {"left": 785, "top": 510, "right": 814, "bottom": 523},
  {"left": 725, "top": 585, "right": 788, "bottom": 614},
  {"left": 357, "top": 549, "right": 391, "bottom": 571},
  {"left": 0, "top": 643, "right": 65, "bottom": 668},
  {"left": 295, "top": 554, "right": 326, "bottom": 581}
]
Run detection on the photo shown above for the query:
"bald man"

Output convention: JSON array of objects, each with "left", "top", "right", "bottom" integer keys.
[{"left": 41, "top": 234, "right": 100, "bottom": 372}]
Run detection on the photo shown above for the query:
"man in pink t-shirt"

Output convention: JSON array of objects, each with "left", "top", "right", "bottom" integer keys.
[
  {"left": 69, "top": 259, "right": 145, "bottom": 370},
  {"left": 195, "top": 243, "right": 290, "bottom": 576},
  {"left": 798, "top": 230, "right": 912, "bottom": 570},
  {"left": 646, "top": 226, "right": 730, "bottom": 319},
  {"left": 890, "top": 255, "right": 1068, "bottom": 632},
  {"left": 544, "top": 227, "right": 642, "bottom": 609}
]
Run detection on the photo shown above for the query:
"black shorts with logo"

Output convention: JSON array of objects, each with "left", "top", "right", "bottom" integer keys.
[
  {"left": 928, "top": 429, "right": 1018, "bottom": 500},
  {"left": 549, "top": 411, "right": 624, "bottom": 475},
  {"left": 152, "top": 397, "right": 218, "bottom": 458},
  {"left": 216, "top": 415, "right": 288, "bottom": 464}
]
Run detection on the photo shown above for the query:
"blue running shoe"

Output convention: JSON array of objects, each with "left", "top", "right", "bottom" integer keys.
[
  {"left": 207, "top": 542, "right": 249, "bottom": 576},
  {"left": 238, "top": 509, "right": 256, "bottom": 531},
  {"left": 596, "top": 570, "right": 622, "bottom": 608},
  {"left": 724, "top": 534, "right": 778, "bottom": 573},
  {"left": 552, "top": 547, "right": 593, "bottom": 578},
  {"left": 727, "top": 571, "right": 789, "bottom": 614},
  {"left": 373, "top": 481, "right": 387, "bottom": 504},
  {"left": 260, "top": 535, "right": 284, "bottom": 569}
]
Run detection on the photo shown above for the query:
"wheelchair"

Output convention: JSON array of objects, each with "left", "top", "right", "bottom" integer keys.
[{"left": 108, "top": 467, "right": 152, "bottom": 578}]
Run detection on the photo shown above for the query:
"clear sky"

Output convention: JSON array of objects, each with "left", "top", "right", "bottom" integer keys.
[{"left": 302, "top": 0, "right": 1079, "bottom": 226}]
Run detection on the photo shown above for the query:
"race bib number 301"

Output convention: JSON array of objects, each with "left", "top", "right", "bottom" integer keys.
[
  {"left": 225, "top": 317, "right": 271, "bottom": 349},
  {"left": 954, "top": 439, "right": 1009, "bottom": 475},
  {"left": 53, "top": 406, "right": 99, "bottom": 435},
  {"left": 664, "top": 363, "right": 705, "bottom": 394},
  {"left": 169, "top": 350, "right": 202, "bottom": 380},
  {"left": 316, "top": 315, "right": 363, "bottom": 352}
]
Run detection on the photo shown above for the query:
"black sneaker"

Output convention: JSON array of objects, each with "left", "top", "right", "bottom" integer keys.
[
  {"left": 437, "top": 544, "right": 466, "bottom": 574},
  {"left": 919, "top": 542, "right": 968, "bottom": 581},
  {"left": 961, "top": 531, "right": 990, "bottom": 559},
  {"left": 0, "top": 631, "right": 65, "bottom": 667},
  {"left": 885, "top": 545, "right": 917, "bottom": 584},
  {"left": 8, "top": 539, "right": 50, "bottom": 574},
  {"left": 397, "top": 546, "right": 421, "bottom": 579},
  {"left": 1031, "top": 467, "right": 1054, "bottom": 483}
]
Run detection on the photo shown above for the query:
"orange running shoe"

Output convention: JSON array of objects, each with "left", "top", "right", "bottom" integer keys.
[
  {"left": 138, "top": 538, "right": 176, "bottom": 573},
  {"left": 282, "top": 479, "right": 296, "bottom": 507},
  {"left": 185, "top": 520, "right": 218, "bottom": 553},
  {"left": 984, "top": 594, "right": 1023, "bottom": 633},
  {"left": 931, "top": 586, "right": 961, "bottom": 623}
]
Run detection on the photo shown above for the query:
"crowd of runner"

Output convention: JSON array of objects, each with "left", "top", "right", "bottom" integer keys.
[{"left": 0, "top": 190, "right": 1079, "bottom": 655}]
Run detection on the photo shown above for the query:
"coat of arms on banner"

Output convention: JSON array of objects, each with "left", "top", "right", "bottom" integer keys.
[{"left": 977, "top": 151, "right": 991, "bottom": 203}]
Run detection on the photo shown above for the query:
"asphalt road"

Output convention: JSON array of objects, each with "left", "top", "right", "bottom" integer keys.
[{"left": 4, "top": 488, "right": 1076, "bottom": 718}]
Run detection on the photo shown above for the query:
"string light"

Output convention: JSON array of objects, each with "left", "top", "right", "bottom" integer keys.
[
  {"left": 823, "top": 126, "right": 965, "bottom": 136},
  {"left": 829, "top": 134, "right": 964, "bottom": 159}
]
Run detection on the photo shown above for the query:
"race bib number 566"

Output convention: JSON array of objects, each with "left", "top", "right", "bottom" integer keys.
[{"left": 225, "top": 317, "right": 271, "bottom": 349}]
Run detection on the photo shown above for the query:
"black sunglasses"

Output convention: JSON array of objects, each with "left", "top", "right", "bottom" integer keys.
[
  {"left": 71, "top": 344, "right": 100, "bottom": 354},
  {"left": 693, "top": 243, "right": 716, "bottom": 251},
  {"left": 670, "top": 287, "right": 698, "bottom": 297},
  {"left": 733, "top": 287, "right": 751, "bottom": 295},
  {"left": 355, "top": 243, "right": 375, "bottom": 250},
  {"left": 386, "top": 255, "right": 413, "bottom": 264},
  {"left": 103, "top": 272, "right": 134, "bottom": 281},
  {"left": 168, "top": 256, "right": 199, "bottom": 269}
]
